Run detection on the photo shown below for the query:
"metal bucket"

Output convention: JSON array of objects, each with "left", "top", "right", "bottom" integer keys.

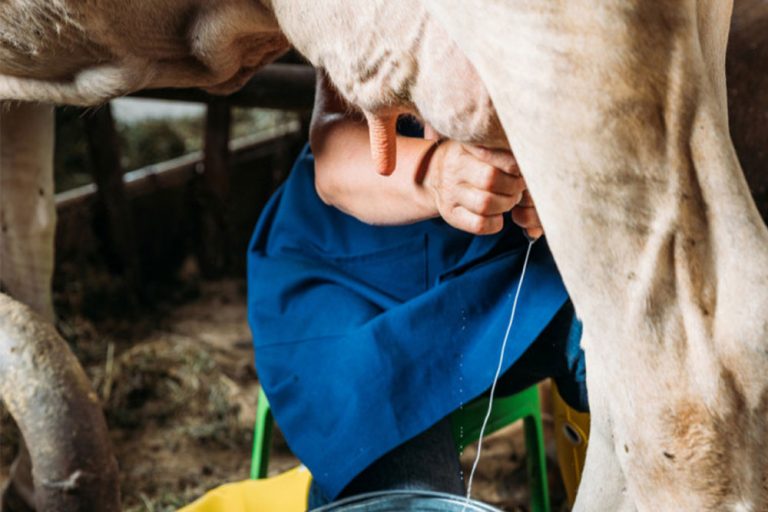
[{"left": 312, "top": 490, "right": 504, "bottom": 511}]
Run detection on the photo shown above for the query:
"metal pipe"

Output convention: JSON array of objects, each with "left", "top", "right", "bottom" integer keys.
[{"left": 0, "top": 294, "right": 120, "bottom": 511}]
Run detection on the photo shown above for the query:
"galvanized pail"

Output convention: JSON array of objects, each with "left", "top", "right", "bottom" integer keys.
[{"left": 312, "top": 490, "right": 504, "bottom": 511}]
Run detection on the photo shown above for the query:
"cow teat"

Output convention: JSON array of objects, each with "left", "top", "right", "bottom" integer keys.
[{"left": 363, "top": 111, "right": 399, "bottom": 175}]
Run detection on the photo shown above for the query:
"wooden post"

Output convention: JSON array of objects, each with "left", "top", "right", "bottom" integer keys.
[
  {"left": 203, "top": 101, "right": 232, "bottom": 201},
  {"left": 83, "top": 104, "right": 142, "bottom": 302},
  {"left": 197, "top": 100, "right": 232, "bottom": 276}
]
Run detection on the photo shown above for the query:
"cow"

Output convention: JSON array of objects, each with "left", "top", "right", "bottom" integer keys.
[
  {"left": 0, "top": 0, "right": 766, "bottom": 510},
  {"left": 275, "top": 2, "right": 768, "bottom": 509}
]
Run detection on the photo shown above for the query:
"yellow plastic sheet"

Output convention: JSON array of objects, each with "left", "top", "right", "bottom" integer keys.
[{"left": 178, "top": 466, "right": 312, "bottom": 512}]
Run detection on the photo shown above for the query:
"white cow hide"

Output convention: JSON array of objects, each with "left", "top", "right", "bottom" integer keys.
[{"left": 0, "top": 1, "right": 767, "bottom": 510}]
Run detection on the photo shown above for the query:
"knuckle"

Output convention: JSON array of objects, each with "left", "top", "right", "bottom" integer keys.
[
  {"left": 477, "top": 192, "right": 495, "bottom": 212},
  {"left": 506, "top": 159, "right": 520, "bottom": 175},
  {"left": 504, "top": 176, "right": 523, "bottom": 194},
  {"left": 521, "top": 190, "right": 534, "bottom": 205},
  {"left": 502, "top": 195, "right": 519, "bottom": 211},
  {"left": 474, "top": 146, "right": 493, "bottom": 161},
  {"left": 481, "top": 168, "right": 497, "bottom": 190},
  {"left": 484, "top": 217, "right": 503, "bottom": 234},
  {"left": 468, "top": 216, "right": 487, "bottom": 234},
  {"left": 511, "top": 207, "right": 531, "bottom": 226}
]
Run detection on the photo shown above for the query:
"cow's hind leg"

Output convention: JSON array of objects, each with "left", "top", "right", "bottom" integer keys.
[
  {"left": 422, "top": 1, "right": 768, "bottom": 509},
  {"left": 0, "top": 102, "right": 56, "bottom": 322},
  {"left": 0, "top": 102, "right": 57, "bottom": 512},
  {"left": 0, "top": 103, "right": 122, "bottom": 511},
  {"left": 572, "top": 344, "right": 635, "bottom": 512}
]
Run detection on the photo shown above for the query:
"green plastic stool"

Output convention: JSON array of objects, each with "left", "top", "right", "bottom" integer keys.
[
  {"left": 251, "top": 384, "right": 550, "bottom": 512},
  {"left": 450, "top": 385, "right": 550, "bottom": 512}
]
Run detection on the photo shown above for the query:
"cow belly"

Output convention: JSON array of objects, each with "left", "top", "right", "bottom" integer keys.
[{"left": 0, "top": 0, "right": 290, "bottom": 105}]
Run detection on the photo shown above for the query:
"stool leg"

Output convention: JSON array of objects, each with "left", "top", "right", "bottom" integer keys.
[
  {"left": 523, "top": 413, "right": 551, "bottom": 512},
  {"left": 251, "top": 388, "right": 274, "bottom": 479}
]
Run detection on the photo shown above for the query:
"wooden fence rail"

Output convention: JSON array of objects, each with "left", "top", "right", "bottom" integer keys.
[
  {"left": 130, "top": 64, "right": 316, "bottom": 110},
  {"left": 81, "top": 64, "right": 316, "bottom": 291}
]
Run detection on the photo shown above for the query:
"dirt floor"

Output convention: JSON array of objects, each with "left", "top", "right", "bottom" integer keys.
[{"left": 0, "top": 276, "right": 569, "bottom": 511}]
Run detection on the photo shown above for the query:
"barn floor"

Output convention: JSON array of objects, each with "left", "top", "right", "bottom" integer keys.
[{"left": 1, "top": 275, "right": 569, "bottom": 511}]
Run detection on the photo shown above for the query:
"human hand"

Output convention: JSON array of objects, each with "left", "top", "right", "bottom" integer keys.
[
  {"left": 512, "top": 189, "right": 543, "bottom": 240},
  {"left": 423, "top": 141, "right": 526, "bottom": 235}
]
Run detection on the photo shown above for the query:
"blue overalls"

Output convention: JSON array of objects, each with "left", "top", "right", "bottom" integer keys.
[{"left": 247, "top": 144, "right": 587, "bottom": 499}]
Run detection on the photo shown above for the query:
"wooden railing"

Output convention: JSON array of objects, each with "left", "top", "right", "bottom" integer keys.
[{"left": 76, "top": 64, "right": 316, "bottom": 291}]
